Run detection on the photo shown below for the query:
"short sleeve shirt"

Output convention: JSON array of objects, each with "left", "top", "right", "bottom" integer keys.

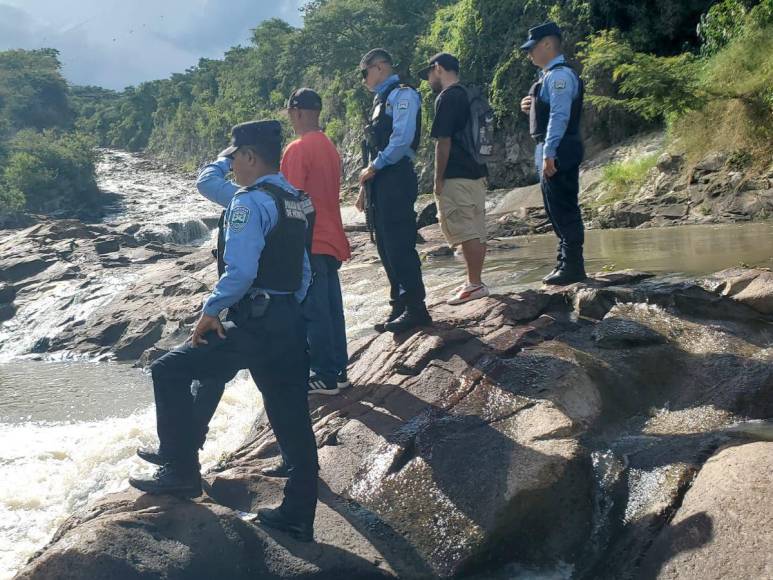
[{"left": 430, "top": 85, "right": 487, "bottom": 180}]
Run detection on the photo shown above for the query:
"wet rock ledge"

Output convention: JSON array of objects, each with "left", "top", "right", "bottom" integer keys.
[{"left": 16, "top": 268, "right": 773, "bottom": 580}]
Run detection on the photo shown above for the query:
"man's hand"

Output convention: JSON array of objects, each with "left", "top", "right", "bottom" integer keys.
[
  {"left": 359, "top": 165, "right": 376, "bottom": 186},
  {"left": 520, "top": 95, "right": 532, "bottom": 114},
  {"left": 355, "top": 185, "right": 366, "bottom": 213},
  {"left": 191, "top": 313, "right": 226, "bottom": 347},
  {"left": 542, "top": 157, "right": 558, "bottom": 179}
]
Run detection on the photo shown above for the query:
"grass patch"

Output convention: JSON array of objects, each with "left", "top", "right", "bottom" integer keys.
[
  {"left": 671, "top": 22, "right": 773, "bottom": 170},
  {"left": 595, "top": 153, "right": 659, "bottom": 206}
]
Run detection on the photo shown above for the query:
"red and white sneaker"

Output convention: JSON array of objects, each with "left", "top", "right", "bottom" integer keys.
[{"left": 446, "top": 283, "right": 490, "bottom": 305}]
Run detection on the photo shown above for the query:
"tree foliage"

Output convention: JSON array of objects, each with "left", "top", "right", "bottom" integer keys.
[
  {"left": 0, "top": 49, "right": 98, "bottom": 217},
  {"left": 64, "top": 0, "right": 773, "bottom": 173}
]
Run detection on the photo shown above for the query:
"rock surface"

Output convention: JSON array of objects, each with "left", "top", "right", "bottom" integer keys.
[
  {"left": 15, "top": 268, "right": 773, "bottom": 579},
  {"left": 638, "top": 441, "right": 773, "bottom": 580},
  {"left": 482, "top": 131, "right": 773, "bottom": 235}
]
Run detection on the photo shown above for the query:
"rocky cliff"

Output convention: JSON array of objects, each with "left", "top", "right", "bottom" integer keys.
[{"left": 12, "top": 262, "right": 773, "bottom": 579}]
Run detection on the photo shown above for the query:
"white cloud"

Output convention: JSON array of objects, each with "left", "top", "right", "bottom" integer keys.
[{"left": 0, "top": 0, "right": 307, "bottom": 89}]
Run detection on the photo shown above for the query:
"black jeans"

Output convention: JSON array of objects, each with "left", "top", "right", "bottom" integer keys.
[
  {"left": 371, "top": 158, "right": 426, "bottom": 307},
  {"left": 540, "top": 163, "right": 585, "bottom": 267},
  {"left": 149, "top": 295, "right": 318, "bottom": 524}
]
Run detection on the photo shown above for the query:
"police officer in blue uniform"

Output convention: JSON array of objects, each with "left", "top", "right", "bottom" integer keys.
[
  {"left": 357, "top": 48, "right": 432, "bottom": 333},
  {"left": 520, "top": 22, "right": 587, "bottom": 285},
  {"left": 129, "top": 121, "right": 318, "bottom": 542}
]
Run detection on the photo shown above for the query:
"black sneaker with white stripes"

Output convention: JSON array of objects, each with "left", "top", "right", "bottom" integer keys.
[
  {"left": 337, "top": 370, "right": 351, "bottom": 389},
  {"left": 308, "top": 373, "right": 339, "bottom": 396}
]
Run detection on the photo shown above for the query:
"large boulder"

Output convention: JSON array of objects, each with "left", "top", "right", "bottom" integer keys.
[
  {"left": 638, "top": 442, "right": 773, "bottom": 580},
  {"left": 15, "top": 492, "right": 394, "bottom": 580}
]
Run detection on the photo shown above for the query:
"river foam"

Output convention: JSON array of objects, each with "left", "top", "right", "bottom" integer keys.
[{"left": 0, "top": 371, "right": 260, "bottom": 579}]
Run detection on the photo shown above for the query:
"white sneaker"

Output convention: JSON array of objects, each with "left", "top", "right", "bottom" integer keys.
[{"left": 446, "top": 283, "right": 490, "bottom": 305}]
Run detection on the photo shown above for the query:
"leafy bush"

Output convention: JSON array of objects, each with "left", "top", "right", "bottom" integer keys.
[
  {"left": 0, "top": 186, "right": 25, "bottom": 216},
  {"left": 698, "top": 0, "right": 773, "bottom": 55},
  {"left": 673, "top": 19, "right": 773, "bottom": 166},
  {"left": 579, "top": 31, "right": 704, "bottom": 123},
  {"left": 1, "top": 130, "right": 99, "bottom": 213},
  {"left": 0, "top": 48, "right": 74, "bottom": 132}
]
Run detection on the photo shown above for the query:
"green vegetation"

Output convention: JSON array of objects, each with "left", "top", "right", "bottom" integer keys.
[
  {"left": 676, "top": 0, "right": 773, "bottom": 166},
  {"left": 0, "top": 49, "right": 98, "bottom": 218},
  {"left": 599, "top": 153, "right": 659, "bottom": 204},
  {"left": 71, "top": 0, "right": 739, "bottom": 170},
  {"left": 2, "top": 0, "right": 772, "bottom": 222},
  {"left": 580, "top": 0, "right": 773, "bottom": 168}
]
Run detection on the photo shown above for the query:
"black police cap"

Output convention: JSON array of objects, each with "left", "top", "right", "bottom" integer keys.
[
  {"left": 417, "top": 52, "right": 460, "bottom": 80},
  {"left": 520, "top": 21, "right": 562, "bottom": 51},
  {"left": 286, "top": 87, "right": 322, "bottom": 111},
  {"left": 219, "top": 120, "right": 282, "bottom": 158}
]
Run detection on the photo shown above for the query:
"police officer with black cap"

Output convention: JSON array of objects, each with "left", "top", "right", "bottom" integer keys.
[
  {"left": 357, "top": 48, "right": 432, "bottom": 333},
  {"left": 520, "top": 22, "right": 587, "bottom": 285},
  {"left": 129, "top": 120, "right": 319, "bottom": 543}
]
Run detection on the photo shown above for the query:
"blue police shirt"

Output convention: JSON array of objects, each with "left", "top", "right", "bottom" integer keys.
[
  {"left": 196, "top": 160, "right": 312, "bottom": 315},
  {"left": 535, "top": 54, "right": 580, "bottom": 173},
  {"left": 371, "top": 74, "right": 421, "bottom": 171}
]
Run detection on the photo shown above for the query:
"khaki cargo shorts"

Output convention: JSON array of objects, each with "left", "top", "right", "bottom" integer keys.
[{"left": 435, "top": 177, "right": 487, "bottom": 247}]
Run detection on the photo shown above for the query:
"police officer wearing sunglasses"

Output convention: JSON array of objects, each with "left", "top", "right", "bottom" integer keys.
[{"left": 357, "top": 48, "right": 431, "bottom": 333}]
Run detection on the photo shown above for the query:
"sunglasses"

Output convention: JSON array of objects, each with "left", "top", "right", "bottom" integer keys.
[
  {"left": 360, "top": 61, "right": 387, "bottom": 80},
  {"left": 225, "top": 147, "right": 239, "bottom": 160}
]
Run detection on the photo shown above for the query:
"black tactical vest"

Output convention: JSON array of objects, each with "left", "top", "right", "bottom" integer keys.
[
  {"left": 529, "top": 61, "right": 584, "bottom": 143},
  {"left": 364, "top": 81, "right": 421, "bottom": 162},
  {"left": 216, "top": 182, "right": 314, "bottom": 293}
]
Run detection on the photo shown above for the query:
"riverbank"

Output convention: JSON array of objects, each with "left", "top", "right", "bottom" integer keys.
[
  {"left": 1, "top": 149, "right": 772, "bottom": 578},
  {"left": 15, "top": 267, "right": 773, "bottom": 579}
]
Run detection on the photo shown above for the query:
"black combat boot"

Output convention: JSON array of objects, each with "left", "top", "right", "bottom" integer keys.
[
  {"left": 137, "top": 446, "right": 166, "bottom": 466},
  {"left": 129, "top": 463, "right": 202, "bottom": 497},
  {"left": 542, "top": 263, "right": 563, "bottom": 282},
  {"left": 543, "top": 245, "right": 563, "bottom": 282},
  {"left": 544, "top": 246, "right": 586, "bottom": 286},
  {"left": 383, "top": 303, "right": 432, "bottom": 334},
  {"left": 257, "top": 507, "right": 314, "bottom": 542},
  {"left": 137, "top": 428, "right": 208, "bottom": 466},
  {"left": 543, "top": 266, "right": 587, "bottom": 285},
  {"left": 374, "top": 299, "right": 405, "bottom": 333},
  {"left": 260, "top": 461, "right": 290, "bottom": 478}
]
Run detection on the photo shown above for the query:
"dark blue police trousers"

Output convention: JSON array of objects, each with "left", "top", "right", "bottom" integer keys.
[
  {"left": 540, "top": 163, "right": 585, "bottom": 267},
  {"left": 149, "top": 295, "right": 318, "bottom": 524},
  {"left": 371, "top": 157, "right": 427, "bottom": 308}
]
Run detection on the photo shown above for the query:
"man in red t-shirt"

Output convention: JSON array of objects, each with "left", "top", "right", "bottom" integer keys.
[{"left": 282, "top": 88, "right": 352, "bottom": 396}]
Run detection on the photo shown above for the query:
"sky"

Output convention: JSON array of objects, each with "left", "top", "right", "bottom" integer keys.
[{"left": 0, "top": 0, "right": 306, "bottom": 90}]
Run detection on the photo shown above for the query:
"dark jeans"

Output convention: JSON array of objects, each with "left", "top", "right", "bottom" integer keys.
[
  {"left": 371, "top": 158, "right": 426, "bottom": 307},
  {"left": 540, "top": 163, "right": 585, "bottom": 267},
  {"left": 304, "top": 254, "right": 348, "bottom": 382},
  {"left": 149, "top": 296, "right": 318, "bottom": 524}
]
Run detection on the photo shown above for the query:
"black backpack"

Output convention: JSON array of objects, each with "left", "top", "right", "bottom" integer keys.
[{"left": 450, "top": 84, "right": 495, "bottom": 165}]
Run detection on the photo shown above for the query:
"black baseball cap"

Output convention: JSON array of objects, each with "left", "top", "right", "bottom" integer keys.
[
  {"left": 521, "top": 22, "right": 562, "bottom": 51},
  {"left": 286, "top": 88, "right": 322, "bottom": 111},
  {"left": 218, "top": 120, "right": 282, "bottom": 158},
  {"left": 417, "top": 52, "right": 460, "bottom": 80}
]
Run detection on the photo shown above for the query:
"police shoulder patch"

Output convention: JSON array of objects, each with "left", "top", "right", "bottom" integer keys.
[
  {"left": 228, "top": 205, "right": 251, "bottom": 232},
  {"left": 398, "top": 100, "right": 409, "bottom": 110},
  {"left": 553, "top": 78, "right": 567, "bottom": 91}
]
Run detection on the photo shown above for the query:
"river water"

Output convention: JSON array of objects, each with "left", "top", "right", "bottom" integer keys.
[{"left": 0, "top": 150, "right": 771, "bottom": 578}]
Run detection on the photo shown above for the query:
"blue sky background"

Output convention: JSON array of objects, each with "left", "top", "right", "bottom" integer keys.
[{"left": 0, "top": 0, "right": 306, "bottom": 89}]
